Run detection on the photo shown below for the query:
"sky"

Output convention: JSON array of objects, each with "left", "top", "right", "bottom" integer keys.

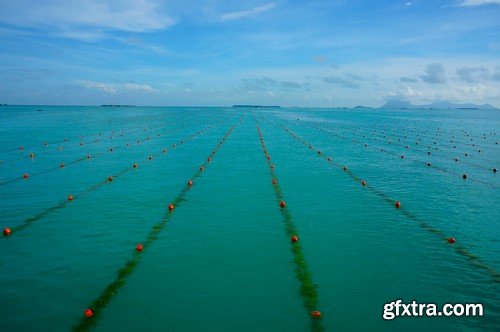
[{"left": 0, "top": 0, "right": 499, "bottom": 107}]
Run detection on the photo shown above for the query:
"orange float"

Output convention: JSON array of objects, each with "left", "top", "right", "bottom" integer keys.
[
  {"left": 84, "top": 309, "right": 93, "bottom": 318},
  {"left": 311, "top": 311, "right": 322, "bottom": 318}
]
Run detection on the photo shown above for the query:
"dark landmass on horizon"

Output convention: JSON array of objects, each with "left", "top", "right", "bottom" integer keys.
[
  {"left": 101, "top": 104, "right": 136, "bottom": 107},
  {"left": 232, "top": 105, "right": 281, "bottom": 108}
]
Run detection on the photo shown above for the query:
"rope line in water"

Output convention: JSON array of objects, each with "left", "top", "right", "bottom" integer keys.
[
  {"left": 315, "top": 116, "right": 498, "bottom": 154},
  {"left": 308, "top": 119, "right": 497, "bottom": 173},
  {"left": 2, "top": 120, "right": 227, "bottom": 239},
  {"left": 261, "top": 115, "right": 500, "bottom": 284},
  {"left": 321, "top": 120, "right": 497, "bottom": 172},
  {"left": 0, "top": 125, "right": 193, "bottom": 186},
  {"left": 305, "top": 121, "right": 498, "bottom": 188},
  {"left": 253, "top": 114, "right": 324, "bottom": 331},
  {"left": 72, "top": 117, "right": 241, "bottom": 331}
]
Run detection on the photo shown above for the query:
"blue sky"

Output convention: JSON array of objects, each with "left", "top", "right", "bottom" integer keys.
[{"left": 0, "top": 0, "right": 499, "bottom": 107}]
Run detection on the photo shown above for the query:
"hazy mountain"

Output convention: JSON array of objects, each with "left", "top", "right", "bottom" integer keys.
[
  {"left": 380, "top": 100, "right": 497, "bottom": 110},
  {"left": 380, "top": 100, "right": 413, "bottom": 109}
]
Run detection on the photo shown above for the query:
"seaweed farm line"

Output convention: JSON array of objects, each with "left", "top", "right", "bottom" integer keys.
[{"left": 1, "top": 106, "right": 499, "bottom": 331}]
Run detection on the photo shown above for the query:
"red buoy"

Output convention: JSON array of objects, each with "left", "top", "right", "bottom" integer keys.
[
  {"left": 108, "top": 176, "right": 114, "bottom": 182},
  {"left": 395, "top": 201, "right": 401, "bottom": 209},
  {"left": 68, "top": 195, "right": 74, "bottom": 201},
  {"left": 187, "top": 180, "right": 193, "bottom": 187},
  {"left": 447, "top": 237, "right": 456, "bottom": 244},
  {"left": 291, "top": 235, "right": 298, "bottom": 243},
  {"left": 84, "top": 309, "right": 93, "bottom": 318},
  {"left": 136, "top": 244, "right": 143, "bottom": 252},
  {"left": 280, "top": 201, "right": 286, "bottom": 208},
  {"left": 3, "top": 227, "right": 11, "bottom": 236},
  {"left": 361, "top": 180, "right": 367, "bottom": 186},
  {"left": 168, "top": 204, "right": 174, "bottom": 211},
  {"left": 23, "top": 173, "right": 29, "bottom": 179},
  {"left": 311, "top": 311, "right": 322, "bottom": 318}
]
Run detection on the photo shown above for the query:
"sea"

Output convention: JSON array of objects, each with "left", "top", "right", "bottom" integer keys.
[{"left": 0, "top": 105, "right": 499, "bottom": 331}]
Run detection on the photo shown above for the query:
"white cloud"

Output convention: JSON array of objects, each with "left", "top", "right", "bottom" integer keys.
[
  {"left": 457, "top": 0, "right": 500, "bottom": 6},
  {"left": 123, "top": 83, "right": 156, "bottom": 93},
  {"left": 78, "top": 80, "right": 117, "bottom": 94},
  {"left": 77, "top": 80, "right": 157, "bottom": 94},
  {"left": 0, "top": 0, "right": 174, "bottom": 40},
  {"left": 219, "top": 3, "right": 277, "bottom": 21}
]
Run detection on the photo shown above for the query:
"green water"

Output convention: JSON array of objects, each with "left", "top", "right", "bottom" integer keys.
[{"left": 0, "top": 106, "right": 499, "bottom": 331}]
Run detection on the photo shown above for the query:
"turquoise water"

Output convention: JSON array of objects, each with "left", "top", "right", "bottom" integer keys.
[{"left": 0, "top": 106, "right": 499, "bottom": 331}]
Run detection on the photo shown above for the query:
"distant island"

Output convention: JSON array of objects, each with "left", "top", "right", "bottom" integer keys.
[
  {"left": 232, "top": 105, "right": 281, "bottom": 108},
  {"left": 101, "top": 104, "right": 136, "bottom": 107},
  {"left": 380, "top": 100, "right": 497, "bottom": 110}
]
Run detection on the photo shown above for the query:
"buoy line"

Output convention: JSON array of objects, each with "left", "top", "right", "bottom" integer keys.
[
  {"left": 72, "top": 118, "right": 241, "bottom": 331},
  {"left": 286, "top": 119, "right": 497, "bottom": 188},
  {"left": 1, "top": 119, "right": 230, "bottom": 239},
  {"left": 260, "top": 115, "right": 500, "bottom": 283},
  {"left": 253, "top": 114, "right": 324, "bottom": 331},
  {"left": 0, "top": 124, "right": 194, "bottom": 186},
  {"left": 312, "top": 120, "right": 498, "bottom": 171}
]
